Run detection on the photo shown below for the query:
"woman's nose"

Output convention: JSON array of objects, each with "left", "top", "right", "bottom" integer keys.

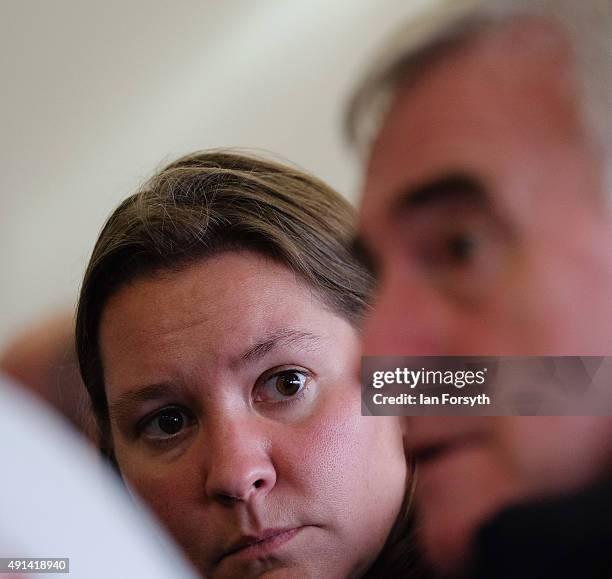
[{"left": 203, "top": 419, "right": 277, "bottom": 505}]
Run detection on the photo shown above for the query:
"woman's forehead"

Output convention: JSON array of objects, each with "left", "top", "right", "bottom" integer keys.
[
  {"left": 98, "top": 251, "right": 356, "bottom": 394},
  {"left": 100, "top": 252, "right": 324, "bottom": 343}
]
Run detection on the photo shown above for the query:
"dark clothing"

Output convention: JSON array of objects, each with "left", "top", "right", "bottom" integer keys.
[{"left": 470, "top": 480, "right": 612, "bottom": 578}]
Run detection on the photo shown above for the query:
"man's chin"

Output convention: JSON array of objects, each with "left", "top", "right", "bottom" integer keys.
[
  {"left": 419, "top": 505, "right": 482, "bottom": 577},
  {"left": 414, "top": 445, "right": 524, "bottom": 576}
]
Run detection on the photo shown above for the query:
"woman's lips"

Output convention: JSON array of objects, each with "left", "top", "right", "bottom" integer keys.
[{"left": 219, "top": 527, "right": 304, "bottom": 563}]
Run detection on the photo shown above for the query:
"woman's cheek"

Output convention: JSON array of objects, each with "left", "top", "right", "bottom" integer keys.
[
  {"left": 116, "top": 444, "right": 201, "bottom": 523},
  {"left": 290, "top": 386, "right": 391, "bottom": 494}
]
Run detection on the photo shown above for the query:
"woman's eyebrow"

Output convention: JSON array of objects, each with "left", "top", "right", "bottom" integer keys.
[
  {"left": 109, "top": 330, "right": 321, "bottom": 417},
  {"left": 109, "top": 382, "right": 173, "bottom": 420},
  {"left": 236, "top": 328, "right": 321, "bottom": 367}
]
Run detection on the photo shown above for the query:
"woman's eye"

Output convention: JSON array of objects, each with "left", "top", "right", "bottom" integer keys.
[
  {"left": 140, "top": 407, "right": 194, "bottom": 440},
  {"left": 256, "top": 369, "right": 309, "bottom": 402}
]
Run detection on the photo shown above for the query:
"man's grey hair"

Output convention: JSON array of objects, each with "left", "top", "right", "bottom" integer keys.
[{"left": 346, "top": 0, "right": 612, "bottom": 200}]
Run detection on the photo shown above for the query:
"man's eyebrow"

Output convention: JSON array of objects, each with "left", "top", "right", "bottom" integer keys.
[
  {"left": 109, "top": 382, "right": 174, "bottom": 420},
  {"left": 237, "top": 328, "right": 321, "bottom": 366},
  {"left": 392, "top": 174, "right": 487, "bottom": 215}
]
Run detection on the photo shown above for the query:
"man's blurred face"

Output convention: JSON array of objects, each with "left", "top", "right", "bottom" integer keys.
[{"left": 359, "top": 20, "right": 612, "bottom": 574}]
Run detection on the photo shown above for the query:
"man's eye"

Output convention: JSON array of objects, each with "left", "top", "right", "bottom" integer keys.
[
  {"left": 256, "top": 369, "right": 310, "bottom": 403},
  {"left": 411, "top": 218, "right": 507, "bottom": 302},
  {"left": 432, "top": 229, "right": 482, "bottom": 267},
  {"left": 140, "top": 407, "right": 194, "bottom": 440}
]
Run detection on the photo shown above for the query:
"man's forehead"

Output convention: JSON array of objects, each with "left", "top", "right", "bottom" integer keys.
[{"left": 359, "top": 17, "right": 578, "bottom": 229}]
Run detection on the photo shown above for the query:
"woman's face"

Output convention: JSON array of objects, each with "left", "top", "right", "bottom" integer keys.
[{"left": 99, "top": 251, "right": 407, "bottom": 579}]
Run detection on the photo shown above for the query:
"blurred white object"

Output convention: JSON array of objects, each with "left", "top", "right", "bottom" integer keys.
[{"left": 0, "top": 373, "right": 199, "bottom": 579}]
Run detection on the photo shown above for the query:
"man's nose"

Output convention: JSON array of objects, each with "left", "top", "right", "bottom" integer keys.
[
  {"left": 363, "top": 272, "right": 452, "bottom": 356},
  {"left": 203, "top": 417, "right": 277, "bottom": 505}
]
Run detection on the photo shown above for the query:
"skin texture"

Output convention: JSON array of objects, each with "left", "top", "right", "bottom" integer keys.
[
  {"left": 359, "top": 20, "right": 612, "bottom": 575},
  {"left": 99, "top": 251, "right": 407, "bottom": 579}
]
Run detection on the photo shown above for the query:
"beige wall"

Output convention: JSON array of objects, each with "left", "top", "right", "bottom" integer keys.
[{"left": 0, "top": 0, "right": 430, "bottom": 348}]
